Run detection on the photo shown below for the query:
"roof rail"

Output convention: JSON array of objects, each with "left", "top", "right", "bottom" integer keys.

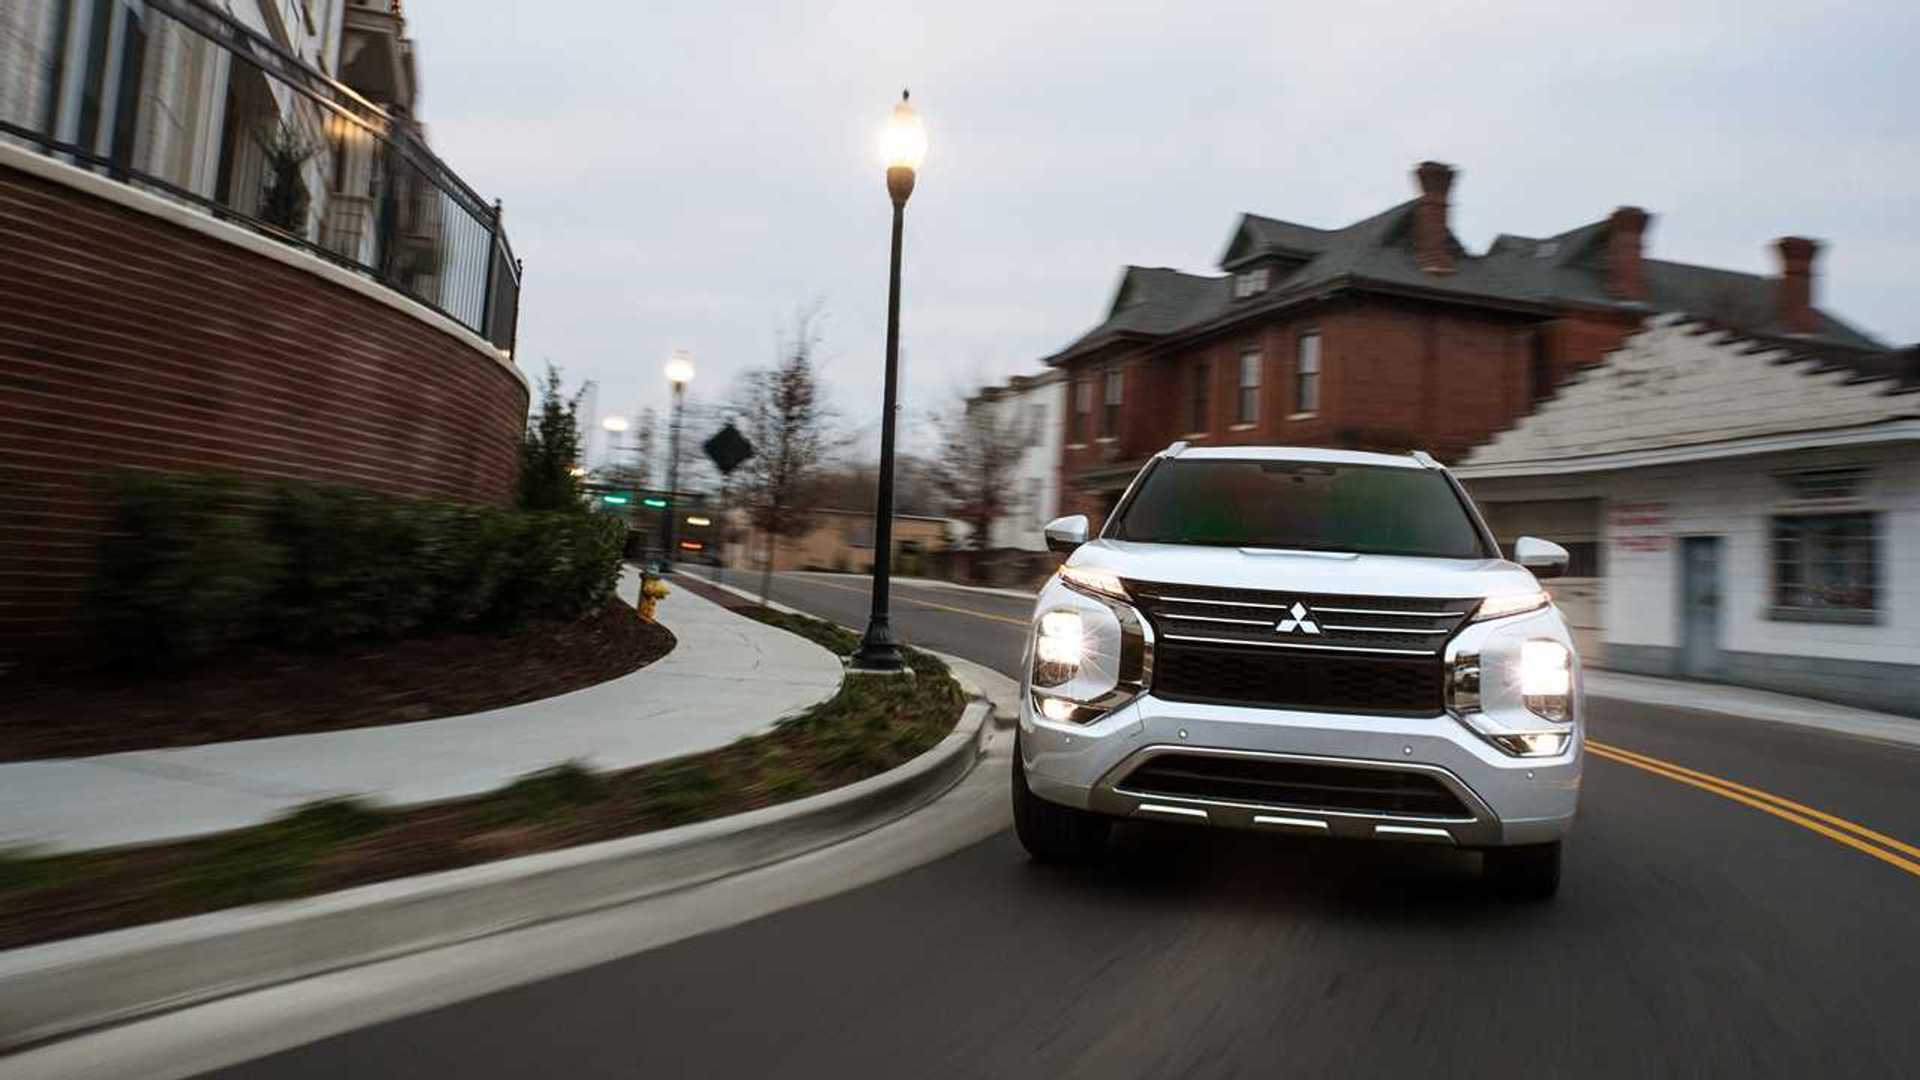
[
  {"left": 1162, "top": 440, "right": 1192, "bottom": 458},
  {"left": 1410, "top": 450, "right": 1443, "bottom": 470}
]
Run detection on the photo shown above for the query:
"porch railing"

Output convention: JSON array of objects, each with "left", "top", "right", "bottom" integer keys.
[{"left": 0, "top": 0, "right": 520, "bottom": 353}]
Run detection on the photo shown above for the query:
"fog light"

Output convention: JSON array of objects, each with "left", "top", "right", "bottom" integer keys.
[{"left": 1491, "top": 731, "right": 1571, "bottom": 757}]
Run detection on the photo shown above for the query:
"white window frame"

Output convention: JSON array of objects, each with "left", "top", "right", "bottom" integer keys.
[
  {"left": 1233, "top": 267, "right": 1270, "bottom": 299},
  {"left": 1236, "top": 345, "right": 1261, "bottom": 426},
  {"left": 1293, "top": 331, "right": 1321, "bottom": 417}
]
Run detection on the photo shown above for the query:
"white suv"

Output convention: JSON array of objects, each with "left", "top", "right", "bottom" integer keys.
[{"left": 1012, "top": 444, "right": 1582, "bottom": 898}]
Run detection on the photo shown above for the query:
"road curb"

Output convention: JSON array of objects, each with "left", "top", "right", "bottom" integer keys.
[
  {"left": 680, "top": 574, "right": 1023, "bottom": 731},
  {"left": 0, "top": 698, "right": 991, "bottom": 1053}
]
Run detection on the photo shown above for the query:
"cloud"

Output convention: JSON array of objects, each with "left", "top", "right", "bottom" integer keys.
[{"left": 402, "top": 0, "right": 1920, "bottom": 457}]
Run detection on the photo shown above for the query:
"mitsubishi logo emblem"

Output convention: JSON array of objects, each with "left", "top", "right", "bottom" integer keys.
[{"left": 1275, "top": 602, "right": 1320, "bottom": 635}]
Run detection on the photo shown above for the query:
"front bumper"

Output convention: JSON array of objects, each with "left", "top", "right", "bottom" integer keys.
[{"left": 1019, "top": 692, "right": 1582, "bottom": 848}]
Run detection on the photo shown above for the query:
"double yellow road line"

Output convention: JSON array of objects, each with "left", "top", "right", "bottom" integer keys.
[{"left": 1587, "top": 739, "right": 1920, "bottom": 880}]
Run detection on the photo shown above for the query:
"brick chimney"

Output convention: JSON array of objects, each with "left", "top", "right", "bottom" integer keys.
[
  {"left": 1413, "top": 161, "right": 1456, "bottom": 274},
  {"left": 1604, "top": 206, "right": 1651, "bottom": 301},
  {"left": 1775, "top": 236, "right": 1821, "bottom": 335}
]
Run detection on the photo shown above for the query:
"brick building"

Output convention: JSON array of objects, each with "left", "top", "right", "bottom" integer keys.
[
  {"left": 1043, "top": 161, "right": 1885, "bottom": 525},
  {"left": 0, "top": 0, "right": 525, "bottom": 661}
]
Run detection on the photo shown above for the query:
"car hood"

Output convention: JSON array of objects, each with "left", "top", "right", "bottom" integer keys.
[{"left": 1065, "top": 539, "right": 1540, "bottom": 600}]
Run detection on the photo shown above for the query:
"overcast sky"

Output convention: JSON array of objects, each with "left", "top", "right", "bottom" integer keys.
[{"left": 404, "top": 0, "right": 1918, "bottom": 464}]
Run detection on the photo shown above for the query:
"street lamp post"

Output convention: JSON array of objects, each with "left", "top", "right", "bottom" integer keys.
[
  {"left": 852, "top": 90, "right": 926, "bottom": 673},
  {"left": 661, "top": 350, "right": 695, "bottom": 572}
]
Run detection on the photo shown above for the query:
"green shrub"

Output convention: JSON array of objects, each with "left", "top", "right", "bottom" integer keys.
[
  {"left": 90, "top": 470, "right": 629, "bottom": 667},
  {"left": 94, "top": 472, "right": 279, "bottom": 667}
]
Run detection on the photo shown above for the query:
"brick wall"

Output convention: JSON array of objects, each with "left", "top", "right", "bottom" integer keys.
[
  {"left": 1056, "top": 295, "right": 1601, "bottom": 524},
  {"left": 0, "top": 158, "right": 529, "bottom": 661}
]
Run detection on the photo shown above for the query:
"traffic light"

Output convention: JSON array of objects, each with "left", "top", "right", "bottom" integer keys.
[
  {"left": 602, "top": 493, "right": 630, "bottom": 506},
  {"left": 641, "top": 496, "right": 669, "bottom": 509}
]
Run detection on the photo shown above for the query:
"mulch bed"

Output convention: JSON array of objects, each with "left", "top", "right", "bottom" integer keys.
[
  {"left": 0, "top": 601, "right": 675, "bottom": 763},
  {"left": 0, "top": 609, "right": 961, "bottom": 951}
]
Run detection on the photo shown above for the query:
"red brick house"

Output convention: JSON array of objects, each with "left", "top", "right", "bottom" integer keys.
[{"left": 1044, "top": 161, "right": 1885, "bottom": 525}]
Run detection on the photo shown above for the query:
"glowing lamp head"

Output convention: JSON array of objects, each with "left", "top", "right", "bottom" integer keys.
[
  {"left": 664, "top": 350, "right": 695, "bottom": 386},
  {"left": 601, "top": 415, "right": 629, "bottom": 433},
  {"left": 881, "top": 90, "right": 928, "bottom": 172}
]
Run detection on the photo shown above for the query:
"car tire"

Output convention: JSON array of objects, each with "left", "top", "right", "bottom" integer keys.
[
  {"left": 1012, "top": 736, "right": 1110, "bottom": 863},
  {"left": 1484, "top": 840, "right": 1562, "bottom": 900}
]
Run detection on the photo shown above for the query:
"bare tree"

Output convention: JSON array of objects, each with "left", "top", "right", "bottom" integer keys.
[
  {"left": 733, "top": 311, "right": 834, "bottom": 604},
  {"left": 927, "top": 387, "right": 1032, "bottom": 582}
]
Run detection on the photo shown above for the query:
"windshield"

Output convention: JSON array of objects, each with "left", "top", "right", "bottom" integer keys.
[{"left": 1107, "top": 459, "right": 1491, "bottom": 559}]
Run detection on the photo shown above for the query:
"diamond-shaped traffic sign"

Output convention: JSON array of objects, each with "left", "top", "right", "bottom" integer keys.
[{"left": 703, "top": 423, "right": 754, "bottom": 475}]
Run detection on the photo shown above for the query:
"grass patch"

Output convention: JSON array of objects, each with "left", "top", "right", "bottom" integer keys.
[
  {"left": 738, "top": 608, "right": 862, "bottom": 657},
  {"left": 0, "top": 612, "right": 965, "bottom": 950}
]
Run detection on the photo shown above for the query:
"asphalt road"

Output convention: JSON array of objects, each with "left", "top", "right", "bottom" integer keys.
[{"left": 209, "top": 571, "right": 1920, "bottom": 1078}]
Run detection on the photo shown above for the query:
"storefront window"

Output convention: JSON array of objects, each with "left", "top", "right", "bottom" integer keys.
[{"left": 1771, "top": 513, "right": 1877, "bottom": 620}]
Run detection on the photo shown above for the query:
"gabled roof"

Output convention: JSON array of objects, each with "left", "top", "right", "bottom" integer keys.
[
  {"left": 1047, "top": 266, "right": 1233, "bottom": 359},
  {"left": 1044, "top": 188, "right": 1887, "bottom": 367},
  {"left": 1455, "top": 313, "right": 1920, "bottom": 477}
]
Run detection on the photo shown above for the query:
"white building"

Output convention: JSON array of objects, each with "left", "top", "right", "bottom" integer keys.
[
  {"left": 1456, "top": 313, "right": 1920, "bottom": 716},
  {"left": 968, "top": 370, "right": 1067, "bottom": 554}
]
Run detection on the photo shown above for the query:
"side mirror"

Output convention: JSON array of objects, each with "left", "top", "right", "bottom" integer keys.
[
  {"left": 1043, "top": 514, "right": 1090, "bottom": 555},
  {"left": 1514, "top": 536, "right": 1570, "bottom": 580}
]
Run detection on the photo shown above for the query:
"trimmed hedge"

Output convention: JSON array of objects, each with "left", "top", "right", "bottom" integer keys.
[{"left": 93, "top": 472, "right": 627, "bottom": 667}]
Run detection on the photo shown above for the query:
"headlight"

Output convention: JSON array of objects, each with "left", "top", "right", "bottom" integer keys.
[
  {"left": 1036, "top": 610, "right": 1085, "bottom": 666},
  {"left": 1520, "top": 639, "right": 1572, "bottom": 722},
  {"left": 1446, "top": 636, "right": 1574, "bottom": 758},
  {"left": 1473, "top": 589, "right": 1549, "bottom": 622},
  {"left": 1027, "top": 586, "right": 1151, "bottom": 725},
  {"left": 1059, "top": 564, "right": 1128, "bottom": 601}
]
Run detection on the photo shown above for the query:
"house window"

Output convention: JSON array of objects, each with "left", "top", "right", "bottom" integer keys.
[
  {"left": 1528, "top": 330, "right": 1553, "bottom": 402},
  {"left": 1189, "top": 360, "right": 1210, "bottom": 433},
  {"left": 1294, "top": 332, "right": 1320, "bottom": 415},
  {"left": 1103, "top": 367, "right": 1123, "bottom": 438},
  {"left": 1771, "top": 513, "right": 1878, "bottom": 621},
  {"left": 1233, "top": 267, "right": 1270, "bottom": 299},
  {"left": 1070, "top": 377, "right": 1091, "bottom": 442},
  {"left": 1237, "top": 346, "right": 1261, "bottom": 424}
]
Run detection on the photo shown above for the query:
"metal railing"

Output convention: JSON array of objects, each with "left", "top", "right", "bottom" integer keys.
[{"left": 0, "top": 0, "right": 519, "bottom": 352}]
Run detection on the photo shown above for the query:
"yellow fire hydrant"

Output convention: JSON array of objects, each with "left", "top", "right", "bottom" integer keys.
[{"left": 637, "top": 572, "right": 671, "bottom": 621}]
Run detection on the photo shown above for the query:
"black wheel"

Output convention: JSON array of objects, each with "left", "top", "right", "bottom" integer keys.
[
  {"left": 1484, "top": 840, "right": 1562, "bottom": 900},
  {"left": 1011, "top": 737, "right": 1110, "bottom": 863}
]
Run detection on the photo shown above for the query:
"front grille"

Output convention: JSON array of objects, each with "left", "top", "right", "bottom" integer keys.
[
  {"left": 1152, "top": 644, "right": 1441, "bottom": 715},
  {"left": 1118, "top": 753, "right": 1472, "bottom": 819},
  {"left": 1126, "top": 580, "right": 1475, "bottom": 714}
]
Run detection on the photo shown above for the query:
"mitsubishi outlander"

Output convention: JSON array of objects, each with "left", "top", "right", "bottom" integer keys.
[{"left": 1012, "top": 444, "right": 1581, "bottom": 898}]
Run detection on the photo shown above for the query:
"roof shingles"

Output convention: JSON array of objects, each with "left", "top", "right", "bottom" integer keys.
[{"left": 1046, "top": 195, "right": 1891, "bottom": 368}]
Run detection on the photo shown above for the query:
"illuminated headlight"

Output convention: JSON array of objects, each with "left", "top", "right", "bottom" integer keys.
[
  {"left": 1446, "top": 638, "right": 1574, "bottom": 758},
  {"left": 1059, "top": 565, "right": 1128, "bottom": 601},
  {"left": 1028, "top": 589, "right": 1152, "bottom": 725},
  {"left": 1519, "top": 639, "right": 1572, "bottom": 722},
  {"left": 1035, "top": 610, "right": 1085, "bottom": 668},
  {"left": 1473, "top": 589, "right": 1549, "bottom": 622}
]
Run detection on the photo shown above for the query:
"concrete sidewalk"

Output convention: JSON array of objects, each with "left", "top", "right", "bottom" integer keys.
[
  {"left": 1585, "top": 669, "right": 1920, "bottom": 750},
  {"left": 0, "top": 572, "right": 843, "bottom": 853}
]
